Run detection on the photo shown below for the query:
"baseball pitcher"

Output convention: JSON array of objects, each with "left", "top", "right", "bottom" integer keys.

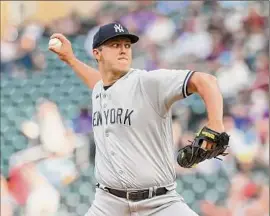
[{"left": 49, "top": 23, "right": 229, "bottom": 216}]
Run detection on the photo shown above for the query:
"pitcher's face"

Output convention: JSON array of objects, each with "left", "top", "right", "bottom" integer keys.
[{"left": 93, "top": 37, "right": 132, "bottom": 74}]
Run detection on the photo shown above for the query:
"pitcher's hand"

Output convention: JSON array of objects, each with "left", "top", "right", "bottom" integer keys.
[
  {"left": 48, "top": 33, "right": 75, "bottom": 64},
  {"left": 202, "top": 121, "right": 225, "bottom": 150}
]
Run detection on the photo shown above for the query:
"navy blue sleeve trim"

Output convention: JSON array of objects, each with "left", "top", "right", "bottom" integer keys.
[{"left": 182, "top": 70, "right": 196, "bottom": 98}]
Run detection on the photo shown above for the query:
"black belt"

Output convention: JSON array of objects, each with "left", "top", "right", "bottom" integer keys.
[{"left": 97, "top": 183, "right": 168, "bottom": 201}]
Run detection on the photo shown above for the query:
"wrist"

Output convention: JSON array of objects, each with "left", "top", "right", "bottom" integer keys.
[
  {"left": 66, "top": 55, "right": 77, "bottom": 67},
  {"left": 208, "top": 119, "right": 223, "bottom": 124},
  {"left": 207, "top": 120, "right": 224, "bottom": 132}
]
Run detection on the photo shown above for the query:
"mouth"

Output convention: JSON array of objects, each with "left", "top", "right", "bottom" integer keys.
[{"left": 118, "top": 57, "right": 128, "bottom": 61}]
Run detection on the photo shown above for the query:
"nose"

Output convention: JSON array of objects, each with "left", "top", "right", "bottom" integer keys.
[{"left": 119, "top": 44, "right": 127, "bottom": 54}]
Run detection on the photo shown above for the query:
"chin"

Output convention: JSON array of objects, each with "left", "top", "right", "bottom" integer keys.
[
  {"left": 114, "top": 66, "right": 130, "bottom": 74},
  {"left": 122, "top": 67, "right": 130, "bottom": 73}
]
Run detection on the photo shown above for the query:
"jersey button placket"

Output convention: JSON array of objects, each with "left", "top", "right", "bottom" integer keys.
[
  {"left": 102, "top": 90, "right": 125, "bottom": 186},
  {"left": 102, "top": 93, "right": 108, "bottom": 108}
]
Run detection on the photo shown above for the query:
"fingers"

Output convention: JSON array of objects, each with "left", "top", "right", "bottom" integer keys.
[
  {"left": 202, "top": 141, "right": 216, "bottom": 150},
  {"left": 49, "top": 33, "right": 65, "bottom": 53},
  {"left": 48, "top": 46, "right": 59, "bottom": 54},
  {"left": 201, "top": 140, "right": 207, "bottom": 149},
  {"left": 50, "top": 33, "right": 68, "bottom": 43},
  {"left": 207, "top": 142, "right": 216, "bottom": 150}
]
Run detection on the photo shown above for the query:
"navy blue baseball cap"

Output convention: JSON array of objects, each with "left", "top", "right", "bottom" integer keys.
[{"left": 92, "top": 23, "right": 139, "bottom": 49}]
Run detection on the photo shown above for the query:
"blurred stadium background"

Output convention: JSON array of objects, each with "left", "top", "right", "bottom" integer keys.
[{"left": 0, "top": 1, "right": 269, "bottom": 216}]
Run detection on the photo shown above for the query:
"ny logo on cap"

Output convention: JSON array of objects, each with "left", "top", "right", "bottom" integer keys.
[{"left": 114, "top": 24, "right": 124, "bottom": 33}]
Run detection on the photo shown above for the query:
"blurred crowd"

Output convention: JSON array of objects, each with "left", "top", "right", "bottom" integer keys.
[
  {"left": 1, "top": 1, "right": 269, "bottom": 216},
  {"left": 1, "top": 99, "right": 94, "bottom": 216}
]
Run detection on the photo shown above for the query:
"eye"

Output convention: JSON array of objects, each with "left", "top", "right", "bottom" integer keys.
[
  {"left": 125, "top": 44, "right": 131, "bottom": 49},
  {"left": 112, "top": 43, "right": 119, "bottom": 48}
]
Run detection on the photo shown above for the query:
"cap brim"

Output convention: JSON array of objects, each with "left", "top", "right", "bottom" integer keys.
[
  {"left": 121, "top": 34, "right": 139, "bottom": 44},
  {"left": 94, "top": 33, "right": 139, "bottom": 49}
]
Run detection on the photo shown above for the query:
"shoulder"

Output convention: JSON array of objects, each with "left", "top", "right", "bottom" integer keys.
[
  {"left": 129, "top": 68, "right": 158, "bottom": 78},
  {"left": 91, "top": 81, "right": 102, "bottom": 99},
  {"left": 129, "top": 68, "right": 157, "bottom": 84},
  {"left": 140, "top": 68, "right": 191, "bottom": 76},
  {"left": 123, "top": 68, "right": 149, "bottom": 82},
  {"left": 92, "top": 80, "right": 102, "bottom": 92},
  {"left": 138, "top": 68, "right": 192, "bottom": 80},
  {"left": 128, "top": 68, "right": 147, "bottom": 76}
]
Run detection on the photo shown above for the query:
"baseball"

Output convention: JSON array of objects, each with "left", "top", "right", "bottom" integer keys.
[
  {"left": 21, "top": 120, "right": 40, "bottom": 139},
  {"left": 48, "top": 38, "right": 62, "bottom": 49}
]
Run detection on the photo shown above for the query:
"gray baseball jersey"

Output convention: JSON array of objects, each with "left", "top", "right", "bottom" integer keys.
[{"left": 91, "top": 68, "right": 194, "bottom": 190}]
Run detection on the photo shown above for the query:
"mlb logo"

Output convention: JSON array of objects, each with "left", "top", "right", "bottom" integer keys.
[{"left": 114, "top": 24, "right": 124, "bottom": 33}]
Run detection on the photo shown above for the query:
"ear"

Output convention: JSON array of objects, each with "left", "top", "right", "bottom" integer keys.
[{"left": 93, "top": 48, "right": 101, "bottom": 61}]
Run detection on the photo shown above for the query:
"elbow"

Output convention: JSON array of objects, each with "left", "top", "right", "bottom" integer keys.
[
  {"left": 206, "top": 74, "right": 220, "bottom": 92},
  {"left": 199, "top": 73, "right": 220, "bottom": 94},
  {"left": 197, "top": 73, "right": 218, "bottom": 88},
  {"left": 189, "top": 72, "right": 219, "bottom": 94},
  {"left": 198, "top": 73, "right": 222, "bottom": 98},
  {"left": 201, "top": 73, "right": 218, "bottom": 84}
]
